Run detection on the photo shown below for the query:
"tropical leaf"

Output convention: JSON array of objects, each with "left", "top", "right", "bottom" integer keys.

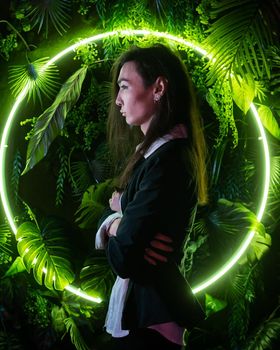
[
  {"left": 205, "top": 293, "right": 227, "bottom": 318},
  {"left": 270, "top": 155, "right": 280, "bottom": 199},
  {"left": 26, "top": 0, "right": 71, "bottom": 37},
  {"left": 8, "top": 57, "right": 59, "bottom": 103},
  {"left": 69, "top": 160, "right": 94, "bottom": 197},
  {"left": 0, "top": 222, "right": 13, "bottom": 261},
  {"left": 204, "top": 198, "right": 268, "bottom": 264},
  {"left": 75, "top": 180, "right": 115, "bottom": 229},
  {"left": 0, "top": 331, "right": 22, "bottom": 350},
  {"left": 22, "top": 66, "right": 88, "bottom": 175},
  {"left": 4, "top": 256, "right": 26, "bottom": 277},
  {"left": 257, "top": 105, "right": 280, "bottom": 140},
  {"left": 204, "top": 0, "right": 277, "bottom": 85},
  {"left": 64, "top": 317, "right": 90, "bottom": 350},
  {"left": 245, "top": 317, "right": 280, "bottom": 350},
  {"left": 16, "top": 221, "right": 74, "bottom": 291},
  {"left": 231, "top": 74, "right": 255, "bottom": 115},
  {"left": 80, "top": 256, "right": 115, "bottom": 299},
  {"left": 51, "top": 305, "right": 67, "bottom": 333}
]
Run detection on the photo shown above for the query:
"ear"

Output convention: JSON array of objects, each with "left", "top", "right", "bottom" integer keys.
[{"left": 153, "top": 76, "right": 168, "bottom": 99}]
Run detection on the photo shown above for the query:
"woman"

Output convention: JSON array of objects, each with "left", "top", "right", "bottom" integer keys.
[{"left": 96, "top": 44, "right": 208, "bottom": 350}]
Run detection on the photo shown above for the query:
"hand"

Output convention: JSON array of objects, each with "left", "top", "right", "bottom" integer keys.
[
  {"left": 108, "top": 217, "right": 121, "bottom": 237},
  {"left": 144, "top": 233, "right": 173, "bottom": 266},
  {"left": 109, "top": 191, "right": 122, "bottom": 213}
]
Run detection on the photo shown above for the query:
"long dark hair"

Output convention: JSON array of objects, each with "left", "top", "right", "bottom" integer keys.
[{"left": 107, "top": 44, "right": 208, "bottom": 204}]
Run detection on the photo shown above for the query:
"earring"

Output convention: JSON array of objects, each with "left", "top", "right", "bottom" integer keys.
[{"left": 154, "top": 95, "right": 160, "bottom": 102}]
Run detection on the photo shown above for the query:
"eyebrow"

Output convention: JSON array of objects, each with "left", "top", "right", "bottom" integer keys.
[{"left": 117, "top": 78, "right": 130, "bottom": 85}]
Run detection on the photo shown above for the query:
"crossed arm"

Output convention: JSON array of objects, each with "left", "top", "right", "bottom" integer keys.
[{"left": 108, "top": 191, "right": 173, "bottom": 266}]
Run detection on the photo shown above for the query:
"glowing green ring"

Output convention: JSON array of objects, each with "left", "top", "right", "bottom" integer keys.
[{"left": 0, "top": 29, "right": 270, "bottom": 301}]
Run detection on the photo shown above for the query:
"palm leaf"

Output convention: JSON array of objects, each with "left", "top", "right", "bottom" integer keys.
[
  {"left": 64, "top": 317, "right": 90, "bottom": 350},
  {"left": 245, "top": 317, "right": 280, "bottom": 350},
  {"left": 80, "top": 256, "right": 115, "bottom": 300},
  {"left": 16, "top": 221, "right": 74, "bottom": 291},
  {"left": 0, "top": 331, "right": 22, "bottom": 350},
  {"left": 204, "top": 0, "right": 276, "bottom": 85},
  {"left": 26, "top": 0, "right": 71, "bottom": 37},
  {"left": 8, "top": 57, "right": 59, "bottom": 103},
  {"left": 22, "top": 66, "right": 88, "bottom": 175}
]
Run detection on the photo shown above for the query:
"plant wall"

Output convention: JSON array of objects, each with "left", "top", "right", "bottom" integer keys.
[{"left": 0, "top": 1, "right": 280, "bottom": 349}]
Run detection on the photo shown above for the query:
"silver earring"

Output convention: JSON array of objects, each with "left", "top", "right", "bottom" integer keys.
[{"left": 154, "top": 95, "right": 160, "bottom": 102}]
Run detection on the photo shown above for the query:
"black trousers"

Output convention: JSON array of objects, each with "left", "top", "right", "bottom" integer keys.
[{"left": 107, "top": 328, "right": 185, "bottom": 350}]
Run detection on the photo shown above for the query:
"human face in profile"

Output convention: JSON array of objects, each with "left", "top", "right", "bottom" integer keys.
[{"left": 115, "top": 61, "right": 157, "bottom": 135}]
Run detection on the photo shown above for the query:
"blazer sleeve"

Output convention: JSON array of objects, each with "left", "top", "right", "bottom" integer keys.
[{"left": 105, "top": 153, "right": 194, "bottom": 280}]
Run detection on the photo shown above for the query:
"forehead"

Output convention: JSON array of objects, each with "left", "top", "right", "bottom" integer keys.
[{"left": 117, "top": 61, "right": 143, "bottom": 84}]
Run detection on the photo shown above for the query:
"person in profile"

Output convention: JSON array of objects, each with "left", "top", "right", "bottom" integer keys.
[{"left": 95, "top": 43, "right": 208, "bottom": 350}]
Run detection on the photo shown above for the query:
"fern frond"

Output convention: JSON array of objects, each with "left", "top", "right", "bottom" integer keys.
[
  {"left": 55, "top": 142, "right": 68, "bottom": 206},
  {"left": 11, "top": 150, "right": 23, "bottom": 206}
]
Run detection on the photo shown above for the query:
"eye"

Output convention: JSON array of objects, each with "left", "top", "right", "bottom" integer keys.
[{"left": 119, "top": 84, "right": 128, "bottom": 90}]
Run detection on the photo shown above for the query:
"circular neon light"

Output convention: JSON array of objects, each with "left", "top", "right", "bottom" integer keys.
[{"left": 0, "top": 30, "right": 270, "bottom": 301}]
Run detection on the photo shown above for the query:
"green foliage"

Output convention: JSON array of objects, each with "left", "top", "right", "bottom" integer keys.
[
  {"left": 206, "top": 80, "right": 238, "bottom": 146},
  {"left": 64, "top": 76, "right": 108, "bottom": 152},
  {"left": 80, "top": 256, "right": 115, "bottom": 300},
  {"left": 257, "top": 105, "right": 280, "bottom": 140},
  {"left": 244, "top": 315, "right": 280, "bottom": 350},
  {"left": 22, "top": 66, "right": 87, "bottom": 174},
  {"left": 0, "top": 223, "right": 13, "bottom": 266},
  {"left": 227, "top": 264, "right": 259, "bottom": 348},
  {"left": 55, "top": 142, "right": 68, "bottom": 206},
  {"left": 64, "top": 317, "right": 90, "bottom": 350},
  {"left": 11, "top": 150, "right": 23, "bottom": 207},
  {"left": 0, "top": 331, "right": 22, "bottom": 350},
  {"left": 75, "top": 179, "right": 115, "bottom": 229},
  {"left": 51, "top": 305, "right": 67, "bottom": 333},
  {"left": 16, "top": 220, "right": 74, "bottom": 291},
  {"left": 0, "top": 33, "right": 17, "bottom": 61},
  {"left": 205, "top": 293, "right": 227, "bottom": 318},
  {"left": 204, "top": 0, "right": 277, "bottom": 85},
  {"left": 4, "top": 256, "right": 26, "bottom": 277},
  {"left": 231, "top": 75, "right": 256, "bottom": 115},
  {"left": 25, "top": 0, "right": 71, "bottom": 37},
  {"left": 8, "top": 57, "right": 60, "bottom": 104},
  {"left": 24, "top": 288, "right": 51, "bottom": 328}
]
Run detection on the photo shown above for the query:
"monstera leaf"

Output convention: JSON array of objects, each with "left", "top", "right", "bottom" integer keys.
[
  {"left": 80, "top": 256, "right": 115, "bottom": 299},
  {"left": 22, "top": 66, "right": 88, "bottom": 175},
  {"left": 16, "top": 221, "right": 74, "bottom": 291}
]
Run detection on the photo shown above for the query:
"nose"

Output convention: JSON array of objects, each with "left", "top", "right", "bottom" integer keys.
[{"left": 115, "top": 91, "right": 122, "bottom": 107}]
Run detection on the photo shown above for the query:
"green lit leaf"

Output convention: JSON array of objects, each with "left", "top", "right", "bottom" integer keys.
[
  {"left": 22, "top": 66, "right": 88, "bottom": 175},
  {"left": 8, "top": 57, "right": 59, "bottom": 102},
  {"left": 64, "top": 317, "right": 90, "bottom": 350},
  {"left": 4, "top": 256, "right": 26, "bottom": 277},
  {"left": 16, "top": 221, "right": 74, "bottom": 291},
  {"left": 232, "top": 75, "right": 255, "bottom": 114},
  {"left": 205, "top": 293, "right": 227, "bottom": 317},
  {"left": 245, "top": 231, "right": 271, "bottom": 263},
  {"left": 80, "top": 256, "right": 115, "bottom": 299},
  {"left": 257, "top": 105, "right": 280, "bottom": 140},
  {"left": 51, "top": 305, "right": 67, "bottom": 333}
]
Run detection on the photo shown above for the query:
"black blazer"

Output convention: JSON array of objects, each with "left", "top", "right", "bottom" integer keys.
[{"left": 104, "top": 138, "right": 204, "bottom": 330}]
